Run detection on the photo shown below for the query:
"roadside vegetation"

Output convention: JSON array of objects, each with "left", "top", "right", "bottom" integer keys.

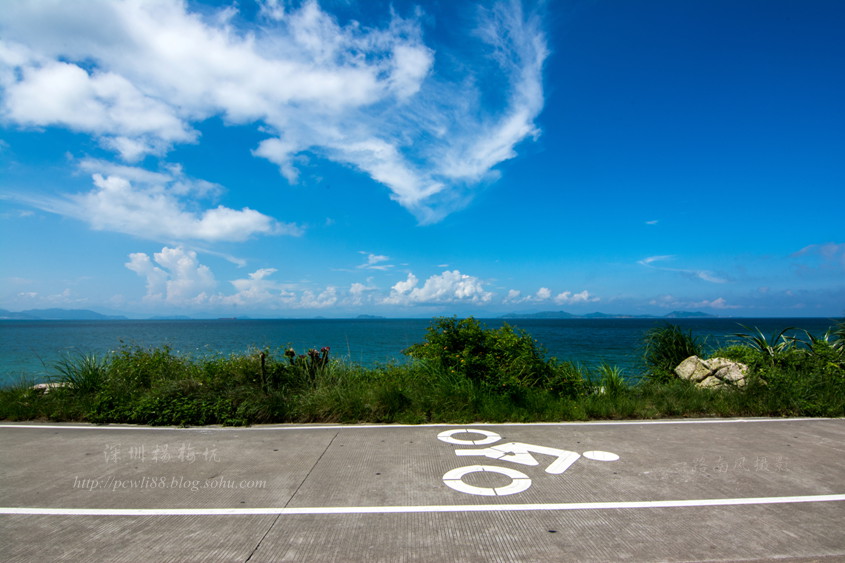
[{"left": 1, "top": 317, "right": 843, "bottom": 425}]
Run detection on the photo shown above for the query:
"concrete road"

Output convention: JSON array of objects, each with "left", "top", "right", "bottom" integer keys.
[{"left": 1, "top": 418, "right": 843, "bottom": 562}]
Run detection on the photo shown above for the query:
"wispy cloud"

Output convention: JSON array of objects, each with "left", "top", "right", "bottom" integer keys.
[
  {"left": 638, "top": 255, "right": 727, "bottom": 284},
  {"left": 357, "top": 252, "right": 393, "bottom": 271},
  {"left": 791, "top": 242, "right": 845, "bottom": 269},
  {"left": 0, "top": 0, "right": 548, "bottom": 223},
  {"left": 650, "top": 295, "right": 739, "bottom": 310}
]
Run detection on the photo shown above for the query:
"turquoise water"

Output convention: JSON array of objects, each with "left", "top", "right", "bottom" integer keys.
[{"left": 0, "top": 317, "right": 838, "bottom": 386}]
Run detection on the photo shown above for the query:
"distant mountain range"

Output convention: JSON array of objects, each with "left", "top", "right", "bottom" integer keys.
[
  {"left": 499, "top": 311, "right": 716, "bottom": 319},
  {"left": 0, "top": 308, "right": 715, "bottom": 321},
  {"left": 0, "top": 308, "right": 128, "bottom": 320}
]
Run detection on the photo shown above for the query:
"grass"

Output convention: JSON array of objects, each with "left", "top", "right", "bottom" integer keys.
[
  {"left": 641, "top": 323, "right": 705, "bottom": 382},
  {"left": 1, "top": 318, "right": 843, "bottom": 425}
]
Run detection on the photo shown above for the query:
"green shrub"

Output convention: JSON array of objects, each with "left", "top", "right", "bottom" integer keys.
[
  {"left": 710, "top": 344, "right": 762, "bottom": 367},
  {"left": 403, "top": 317, "right": 579, "bottom": 396}
]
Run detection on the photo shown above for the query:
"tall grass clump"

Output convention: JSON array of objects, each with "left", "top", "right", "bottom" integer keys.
[
  {"left": 733, "top": 324, "right": 797, "bottom": 365},
  {"left": 55, "top": 352, "right": 108, "bottom": 395},
  {"left": 595, "top": 364, "right": 628, "bottom": 397},
  {"left": 641, "top": 324, "right": 704, "bottom": 382}
]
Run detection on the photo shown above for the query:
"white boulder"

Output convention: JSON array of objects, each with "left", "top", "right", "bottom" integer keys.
[{"left": 674, "top": 356, "right": 749, "bottom": 389}]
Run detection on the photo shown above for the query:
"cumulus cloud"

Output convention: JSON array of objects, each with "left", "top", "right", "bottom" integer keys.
[
  {"left": 504, "top": 289, "right": 523, "bottom": 303},
  {"left": 554, "top": 290, "right": 599, "bottom": 305},
  {"left": 347, "top": 282, "right": 379, "bottom": 306},
  {"left": 222, "top": 268, "right": 342, "bottom": 309},
  {"left": 222, "top": 268, "right": 288, "bottom": 307},
  {"left": 503, "top": 287, "right": 597, "bottom": 305},
  {"left": 24, "top": 162, "right": 299, "bottom": 243},
  {"left": 0, "top": 0, "right": 547, "bottom": 222},
  {"left": 126, "top": 247, "right": 216, "bottom": 304},
  {"left": 383, "top": 270, "right": 493, "bottom": 305},
  {"left": 1, "top": 58, "right": 195, "bottom": 161},
  {"left": 503, "top": 287, "right": 550, "bottom": 304},
  {"left": 125, "top": 248, "right": 338, "bottom": 309},
  {"left": 299, "top": 287, "right": 338, "bottom": 309}
]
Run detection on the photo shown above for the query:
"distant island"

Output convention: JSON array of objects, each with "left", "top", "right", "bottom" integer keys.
[
  {"left": 499, "top": 311, "right": 716, "bottom": 320},
  {"left": 0, "top": 308, "right": 128, "bottom": 320},
  {"left": 0, "top": 307, "right": 717, "bottom": 321}
]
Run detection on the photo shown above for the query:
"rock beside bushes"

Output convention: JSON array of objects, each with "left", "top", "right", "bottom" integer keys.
[{"left": 674, "top": 356, "right": 749, "bottom": 389}]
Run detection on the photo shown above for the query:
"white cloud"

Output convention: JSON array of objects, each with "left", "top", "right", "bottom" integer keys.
[
  {"left": 221, "top": 267, "right": 339, "bottom": 309},
  {"left": 639, "top": 255, "right": 674, "bottom": 266},
  {"left": 792, "top": 242, "right": 845, "bottom": 269},
  {"left": 503, "top": 287, "right": 599, "bottom": 306},
  {"left": 0, "top": 0, "right": 548, "bottom": 222},
  {"left": 554, "top": 290, "right": 599, "bottom": 305},
  {"left": 504, "top": 289, "right": 523, "bottom": 303},
  {"left": 222, "top": 268, "right": 287, "bottom": 307},
  {"left": 24, "top": 163, "right": 300, "bottom": 243},
  {"left": 357, "top": 252, "right": 393, "bottom": 270},
  {"left": 299, "top": 287, "right": 338, "bottom": 309},
  {"left": 383, "top": 270, "right": 493, "bottom": 305},
  {"left": 691, "top": 297, "right": 738, "bottom": 310},
  {"left": 126, "top": 247, "right": 216, "bottom": 305},
  {"left": 649, "top": 295, "right": 739, "bottom": 310},
  {"left": 638, "top": 255, "right": 727, "bottom": 284},
  {"left": 1, "top": 58, "right": 195, "bottom": 161},
  {"left": 504, "top": 286, "right": 585, "bottom": 305}
]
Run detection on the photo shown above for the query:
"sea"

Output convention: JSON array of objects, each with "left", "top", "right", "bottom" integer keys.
[{"left": 0, "top": 317, "right": 839, "bottom": 387}]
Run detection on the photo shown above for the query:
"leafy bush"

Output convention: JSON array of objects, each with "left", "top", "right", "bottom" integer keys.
[
  {"left": 641, "top": 324, "right": 704, "bottom": 382},
  {"left": 403, "top": 317, "right": 579, "bottom": 396},
  {"left": 710, "top": 344, "right": 761, "bottom": 367}
]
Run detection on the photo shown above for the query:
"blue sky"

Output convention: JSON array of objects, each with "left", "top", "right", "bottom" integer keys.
[{"left": 1, "top": 0, "right": 843, "bottom": 318}]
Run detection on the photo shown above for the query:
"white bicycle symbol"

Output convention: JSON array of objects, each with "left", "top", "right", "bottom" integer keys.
[{"left": 438, "top": 428, "right": 619, "bottom": 496}]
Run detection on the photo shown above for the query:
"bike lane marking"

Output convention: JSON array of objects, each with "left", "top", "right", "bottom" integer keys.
[
  {"left": 437, "top": 428, "right": 620, "bottom": 495},
  {"left": 2, "top": 421, "right": 843, "bottom": 516}
]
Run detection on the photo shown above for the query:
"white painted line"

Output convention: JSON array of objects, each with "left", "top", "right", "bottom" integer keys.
[
  {"left": 3, "top": 494, "right": 844, "bottom": 516},
  {"left": 0, "top": 418, "right": 840, "bottom": 432}
]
